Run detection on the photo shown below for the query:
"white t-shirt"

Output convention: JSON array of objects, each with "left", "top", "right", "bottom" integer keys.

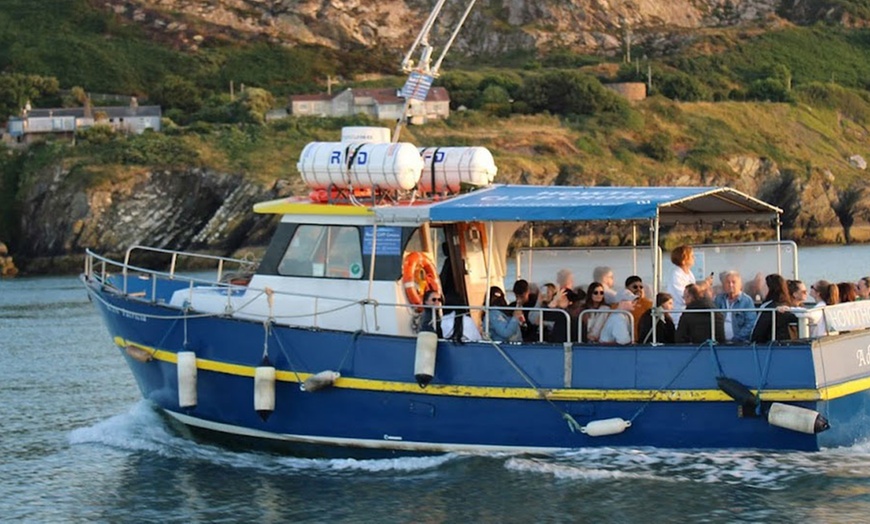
[
  {"left": 667, "top": 266, "right": 695, "bottom": 325},
  {"left": 599, "top": 313, "right": 632, "bottom": 345},
  {"left": 441, "top": 312, "right": 482, "bottom": 342}
]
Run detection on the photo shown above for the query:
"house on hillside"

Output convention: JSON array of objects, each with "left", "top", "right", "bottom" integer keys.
[
  {"left": 290, "top": 87, "right": 450, "bottom": 124},
  {"left": 6, "top": 101, "right": 162, "bottom": 144}
]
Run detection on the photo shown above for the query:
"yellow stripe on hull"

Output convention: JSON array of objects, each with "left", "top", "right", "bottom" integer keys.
[{"left": 116, "top": 337, "right": 862, "bottom": 403}]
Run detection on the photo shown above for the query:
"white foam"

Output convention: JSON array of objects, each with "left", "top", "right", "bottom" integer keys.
[{"left": 69, "top": 401, "right": 459, "bottom": 473}]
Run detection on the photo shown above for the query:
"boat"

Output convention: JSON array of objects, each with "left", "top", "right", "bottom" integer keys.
[{"left": 82, "top": 125, "right": 870, "bottom": 456}]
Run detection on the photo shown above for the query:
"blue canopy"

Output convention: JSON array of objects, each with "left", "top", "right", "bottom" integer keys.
[{"left": 407, "top": 185, "right": 782, "bottom": 224}]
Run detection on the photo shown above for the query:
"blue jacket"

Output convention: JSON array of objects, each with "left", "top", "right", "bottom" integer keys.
[
  {"left": 714, "top": 292, "right": 757, "bottom": 342},
  {"left": 485, "top": 309, "right": 522, "bottom": 342}
]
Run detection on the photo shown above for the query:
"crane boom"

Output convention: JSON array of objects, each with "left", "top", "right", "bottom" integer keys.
[{"left": 394, "top": 0, "right": 477, "bottom": 142}]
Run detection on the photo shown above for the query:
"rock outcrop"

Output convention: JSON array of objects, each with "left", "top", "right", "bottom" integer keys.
[
  {"left": 16, "top": 166, "right": 289, "bottom": 272},
  {"left": 100, "top": 0, "right": 787, "bottom": 56}
]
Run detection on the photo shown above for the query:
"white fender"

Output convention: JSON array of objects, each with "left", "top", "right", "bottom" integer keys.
[
  {"left": 414, "top": 331, "right": 438, "bottom": 387},
  {"left": 768, "top": 402, "right": 829, "bottom": 434},
  {"left": 302, "top": 370, "right": 341, "bottom": 392},
  {"left": 177, "top": 351, "right": 198, "bottom": 408},
  {"left": 254, "top": 365, "right": 276, "bottom": 420},
  {"left": 581, "top": 418, "right": 631, "bottom": 437}
]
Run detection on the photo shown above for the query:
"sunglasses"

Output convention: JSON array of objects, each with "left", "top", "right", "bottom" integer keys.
[
  {"left": 592, "top": 291, "right": 604, "bottom": 296},
  {"left": 630, "top": 284, "right": 643, "bottom": 290},
  {"left": 429, "top": 297, "right": 442, "bottom": 303}
]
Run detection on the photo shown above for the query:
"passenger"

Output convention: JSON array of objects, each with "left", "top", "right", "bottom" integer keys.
[
  {"left": 528, "top": 282, "right": 557, "bottom": 341},
  {"left": 526, "top": 282, "right": 540, "bottom": 312},
  {"left": 838, "top": 282, "right": 857, "bottom": 303},
  {"left": 483, "top": 286, "right": 523, "bottom": 342},
  {"left": 625, "top": 275, "right": 653, "bottom": 341},
  {"left": 787, "top": 279, "right": 808, "bottom": 306},
  {"left": 556, "top": 268, "right": 575, "bottom": 292},
  {"left": 441, "top": 293, "right": 482, "bottom": 343},
  {"left": 593, "top": 266, "right": 618, "bottom": 305},
  {"left": 857, "top": 277, "right": 870, "bottom": 301},
  {"left": 805, "top": 280, "right": 840, "bottom": 337},
  {"left": 580, "top": 282, "right": 610, "bottom": 342},
  {"left": 638, "top": 292, "right": 676, "bottom": 344},
  {"left": 666, "top": 245, "right": 712, "bottom": 325},
  {"left": 509, "top": 279, "right": 536, "bottom": 342},
  {"left": 676, "top": 284, "right": 725, "bottom": 343},
  {"left": 543, "top": 288, "right": 580, "bottom": 343},
  {"left": 599, "top": 289, "right": 637, "bottom": 345},
  {"left": 750, "top": 274, "right": 798, "bottom": 343},
  {"left": 419, "top": 289, "right": 443, "bottom": 338},
  {"left": 714, "top": 270, "right": 757, "bottom": 343}
]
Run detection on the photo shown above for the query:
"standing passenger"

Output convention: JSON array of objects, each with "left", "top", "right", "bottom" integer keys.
[{"left": 667, "top": 245, "right": 712, "bottom": 325}]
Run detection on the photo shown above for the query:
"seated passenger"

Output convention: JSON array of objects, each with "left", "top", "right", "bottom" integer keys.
[
  {"left": 857, "top": 277, "right": 870, "bottom": 301},
  {"left": 751, "top": 274, "right": 798, "bottom": 343},
  {"left": 714, "top": 270, "right": 757, "bottom": 342},
  {"left": 441, "top": 293, "right": 482, "bottom": 343},
  {"left": 580, "top": 282, "right": 610, "bottom": 342},
  {"left": 543, "top": 288, "right": 580, "bottom": 343},
  {"left": 838, "top": 282, "right": 857, "bottom": 303},
  {"left": 510, "top": 279, "right": 537, "bottom": 342},
  {"left": 788, "top": 279, "right": 809, "bottom": 307},
  {"left": 805, "top": 280, "right": 839, "bottom": 337},
  {"left": 593, "top": 266, "right": 618, "bottom": 305},
  {"left": 528, "top": 282, "right": 557, "bottom": 341},
  {"left": 483, "top": 286, "right": 523, "bottom": 342},
  {"left": 599, "top": 289, "right": 637, "bottom": 345},
  {"left": 676, "top": 284, "right": 725, "bottom": 343},
  {"left": 638, "top": 292, "right": 676, "bottom": 344},
  {"left": 419, "top": 289, "right": 443, "bottom": 338},
  {"left": 625, "top": 275, "right": 653, "bottom": 341}
]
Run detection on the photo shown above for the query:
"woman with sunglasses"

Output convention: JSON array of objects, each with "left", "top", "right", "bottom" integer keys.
[
  {"left": 420, "top": 289, "right": 443, "bottom": 338},
  {"left": 580, "top": 282, "right": 610, "bottom": 342}
]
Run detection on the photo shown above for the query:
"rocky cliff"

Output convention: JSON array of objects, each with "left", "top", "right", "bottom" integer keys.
[
  {"left": 101, "top": 0, "right": 793, "bottom": 56},
  {"left": 16, "top": 165, "right": 290, "bottom": 272}
]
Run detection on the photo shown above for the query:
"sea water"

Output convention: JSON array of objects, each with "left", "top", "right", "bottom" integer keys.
[{"left": 3, "top": 249, "right": 870, "bottom": 523}]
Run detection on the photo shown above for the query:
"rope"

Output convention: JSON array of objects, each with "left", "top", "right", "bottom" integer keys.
[
  {"left": 485, "top": 339, "right": 583, "bottom": 433},
  {"left": 629, "top": 340, "right": 709, "bottom": 423},
  {"left": 751, "top": 341, "right": 775, "bottom": 415}
]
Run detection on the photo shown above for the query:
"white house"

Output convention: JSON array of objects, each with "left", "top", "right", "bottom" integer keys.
[
  {"left": 6, "top": 103, "right": 162, "bottom": 144},
  {"left": 290, "top": 87, "right": 450, "bottom": 124}
]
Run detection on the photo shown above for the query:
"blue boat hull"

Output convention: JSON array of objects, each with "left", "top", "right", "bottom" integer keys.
[{"left": 87, "top": 282, "right": 870, "bottom": 456}]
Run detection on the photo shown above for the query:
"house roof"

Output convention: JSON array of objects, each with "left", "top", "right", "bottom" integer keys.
[{"left": 24, "top": 106, "right": 162, "bottom": 118}]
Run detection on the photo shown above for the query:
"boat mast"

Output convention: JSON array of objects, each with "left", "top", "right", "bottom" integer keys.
[{"left": 393, "top": 0, "right": 478, "bottom": 143}]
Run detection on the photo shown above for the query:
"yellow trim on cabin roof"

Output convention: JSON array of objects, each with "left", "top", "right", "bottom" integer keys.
[
  {"left": 253, "top": 197, "right": 374, "bottom": 216},
  {"left": 117, "top": 337, "right": 855, "bottom": 403}
]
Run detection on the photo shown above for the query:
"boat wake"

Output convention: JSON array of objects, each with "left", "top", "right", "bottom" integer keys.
[
  {"left": 504, "top": 442, "right": 870, "bottom": 489},
  {"left": 68, "top": 401, "right": 458, "bottom": 474}
]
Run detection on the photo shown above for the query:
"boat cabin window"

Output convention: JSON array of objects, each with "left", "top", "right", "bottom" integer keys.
[{"left": 278, "top": 225, "right": 364, "bottom": 279}]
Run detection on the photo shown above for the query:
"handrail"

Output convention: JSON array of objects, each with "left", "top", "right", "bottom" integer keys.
[{"left": 86, "top": 249, "right": 868, "bottom": 344}]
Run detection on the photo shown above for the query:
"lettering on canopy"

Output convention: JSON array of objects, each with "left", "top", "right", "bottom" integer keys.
[{"left": 470, "top": 189, "right": 678, "bottom": 206}]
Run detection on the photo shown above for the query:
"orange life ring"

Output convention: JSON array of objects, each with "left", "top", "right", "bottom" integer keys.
[{"left": 402, "top": 252, "right": 441, "bottom": 306}]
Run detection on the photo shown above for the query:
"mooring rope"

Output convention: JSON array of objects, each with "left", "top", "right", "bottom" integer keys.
[{"left": 485, "top": 339, "right": 583, "bottom": 433}]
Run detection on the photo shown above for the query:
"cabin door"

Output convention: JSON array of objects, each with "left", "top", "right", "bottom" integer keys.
[{"left": 443, "top": 222, "right": 488, "bottom": 325}]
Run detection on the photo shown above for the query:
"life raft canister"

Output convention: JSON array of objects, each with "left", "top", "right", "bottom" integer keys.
[{"left": 402, "top": 252, "right": 441, "bottom": 307}]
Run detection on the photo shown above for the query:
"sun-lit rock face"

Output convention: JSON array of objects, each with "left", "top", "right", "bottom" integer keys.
[{"left": 98, "top": 0, "right": 785, "bottom": 55}]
